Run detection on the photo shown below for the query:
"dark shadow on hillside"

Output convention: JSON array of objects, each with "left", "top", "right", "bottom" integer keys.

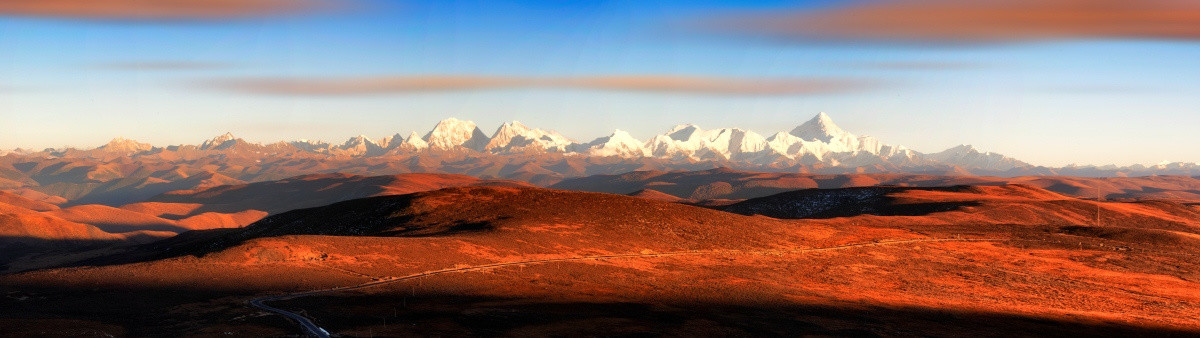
[
  {"left": 59, "top": 170, "right": 242, "bottom": 207},
  {"left": 720, "top": 186, "right": 980, "bottom": 219},
  {"left": 41, "top": 194, "right": 500, "bottom": 271},
  {"left": 278, "top": 294, "right": 1200, "bottom": 338},
  {"left": 140, "top": 173, "right": 387, "bottom": 215},
  {"left": 0, "top": 283, "right": 294, "bottom": 337},
  {"left": 0, "top": 239, "right": 131, "bottom": 273},
  {"left": 2, "top": 283, "right": 1197, "bottom": 337},
  {"left": 88, "top": 222, "right": 190, "bottom": 234},
  {"left": 1110, "top": 189, "right": 1200, "bottom": 200},
  {"left": 11, "top": 161, "right": 38, "bottom": 173},
  {"left": 376, "top": 220, "right": 499, "bottom": 237}
]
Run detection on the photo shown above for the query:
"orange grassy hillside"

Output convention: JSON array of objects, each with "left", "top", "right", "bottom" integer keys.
[
  {"left": 147, "top": 173, "right": 532, "bottom": 216},
  {"left": 5, "top": 185, "right": 1200, "bottom": 336}
]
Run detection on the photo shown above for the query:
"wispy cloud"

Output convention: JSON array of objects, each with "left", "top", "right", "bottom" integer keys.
[
  {"left": 0, "top": 84, "right": 32, "bottom": 92},
  {"left": 1042, "top": 85, "right": 1152, "bottom": 95},
  {"left": 836, "top": 61, "right": 986, "bottom": 71},
  {"left": 0, "top": 0, "right": 344, "bottom": 20},
  {"left": 697, "top": 0, "right": 1200, "bottom": 43},
  {"left": 94, "top": 61, "right": 237, "bottom": 71},
  {"left": 202, "top": 75, "right": 877, "bottom": 96}
]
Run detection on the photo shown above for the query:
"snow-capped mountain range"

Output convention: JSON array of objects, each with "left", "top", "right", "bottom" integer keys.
[
  {"left": 236, "top": 112, "right": 1017, "bottom": 171},
  {"left": 10, "top": 112, "right": 1200, "bottom": 177}
]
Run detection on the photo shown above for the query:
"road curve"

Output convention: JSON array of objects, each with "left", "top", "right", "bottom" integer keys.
[
  {"left": 249, "top": 297, "right": 331, "bottom": 338},
  {"left": 249, "top": 237, "right": 1006, "bottom": 337}
]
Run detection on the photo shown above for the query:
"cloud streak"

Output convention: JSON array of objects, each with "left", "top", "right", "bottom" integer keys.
[
  {"left": 94, "top": 61, "right": 237, "bottom": 71},
  {"left": 699, "top": 0, "right": 1200, "bottom": 43},
  {"left": 0, "top": 0, "right": 341, "bottom": 20},
  {"left": 837, "top": 61, "right": 986, "bottom": 71},
  {"left": 203, "top": 75, "right": 875, "bottom": 96}
]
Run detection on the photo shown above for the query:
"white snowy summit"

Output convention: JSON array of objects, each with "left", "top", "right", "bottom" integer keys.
[
  {"left": 788, "top": 112, "right": 878, "bottom": 154},
  {"left": 136, "top": 113, "right": 1033, "bottom": 173},
  {"left": 200, "top": 132, "right": 239, "bottom": 150},
  {"left": 290, "top": 139, "right": 331, "bottom": 153},
  {"left": 765, "top": 132, "right": 827, "bottom": 161},
  {"left": 485, "top": 121, "right": 574, "bottom": 153},
  {"left": 402, "top": 131, "right": 428, "bottom": 150},
  {"left": 790, "top": 112, "right": 848, "bottom": 143},
  {"left": 284, "top": 113, "right": 1006, "bottom": 171},
  {"left": 573, "top": 129, "right": 648, "bottom": 158},
  {"left": 927, "top": 144, "right": 1027, "bottom": 171},
  {"left": 385, "top": 131, "right": 429, "bottom": 155},
  {"left": 97, "top": 137, "right": 154, "bottom": 154},
  {"left": 644, "top": 125, "right": 775, "bottom": 161},
  {"left": 423, "top": 118, "right": 490, "bottom": 151},
  {"left": 335, "top": 135, "right": 386, "bottom": 157},
  {"left": 378, "top": 133, "right": 404, "bottom": 150}
]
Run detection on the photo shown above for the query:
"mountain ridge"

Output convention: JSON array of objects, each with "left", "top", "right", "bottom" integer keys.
[
  {"left": 4, "top": 113, "right": 1200, "bottom": 202},
  {"left": 19, "top": 113, "right": 1025, "bottom": 169}
]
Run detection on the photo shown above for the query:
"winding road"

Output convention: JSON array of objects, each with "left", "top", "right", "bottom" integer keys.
[{"left": 249, "top": 237, "right": 1006, "bottom": 337}]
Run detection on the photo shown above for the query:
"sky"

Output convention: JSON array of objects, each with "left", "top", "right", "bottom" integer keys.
[{"left": 1, "top": 0, "right": 1199, "bottom": 167}]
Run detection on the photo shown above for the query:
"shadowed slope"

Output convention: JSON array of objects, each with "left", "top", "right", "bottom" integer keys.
[
  {"left": 95, "top": 186, "right": 807, "bottom": 267},
  {"left": 44, "top": 205, "right": 188, "bottom": 234},
  {"left": 0, "top": 191, "right": 59, "bottom": 212},
  {"left": 0, "top": 174, "right": 536, "bottom": 272},
  {"left": 146, "top": 173, "right": 532, "bottom": 216},
  {"left": 0, "top": 191, "right": 171, "bottom": 271},
  {"left": 6, "top": 185, "right": 1200, "bottom": 336},
  {"left": 723, "top": 184, "right": 1200, "bottom": 256},
  {"left": 1, "top": 189, "right": 68, "bottom": 206},
  {"left": 0, "top": 210, "right": 132, "bottom": 272},
  {"left": 53, "top": 168, "right": 244, "bottom": 207},
  {"left": 0, "top": 213, "right": 121, "bottom": 244},
  {"left": 118, "top": 202, "right": 203, "bottom": 220},
  {"left": 0, "top": 194, "right": 128, "bottom": 245},
  {"left": 28, "top": 154, "right": 1200, "bottom": 337},
  {"left": 627, "top": 188, "right": 686, "bottom": 203},
  {"left": 721, "top": 185, "right": 983, "bottom": 219},
  {"left": 554, "top": 168, "right": 1200, "bottom": 202},
  {"left": 723, "top": 184, "right": 1200, "bottom": 226}
]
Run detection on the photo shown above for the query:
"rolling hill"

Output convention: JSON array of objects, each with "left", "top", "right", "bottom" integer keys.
[
  {"left": 145, "top": 172, "right": 532, "bottom": 215},
  {"left": 4, "top": 184, "right": 1200, "bottom": 336},
  {"left": 0, "top": 173, "right": 533, "bottom": 273},
  {"left": 559, "top": 168, "right": 1200, "bottom": 203}
]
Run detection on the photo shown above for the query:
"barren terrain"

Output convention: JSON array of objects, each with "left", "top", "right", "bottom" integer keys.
[{"left": 2, "top": 183, "right": 1199, "bottom": 336}]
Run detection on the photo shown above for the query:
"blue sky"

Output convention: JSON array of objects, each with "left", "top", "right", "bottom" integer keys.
[{"left": 1, "top": 0, "right": 1199, "bottom": 166}]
